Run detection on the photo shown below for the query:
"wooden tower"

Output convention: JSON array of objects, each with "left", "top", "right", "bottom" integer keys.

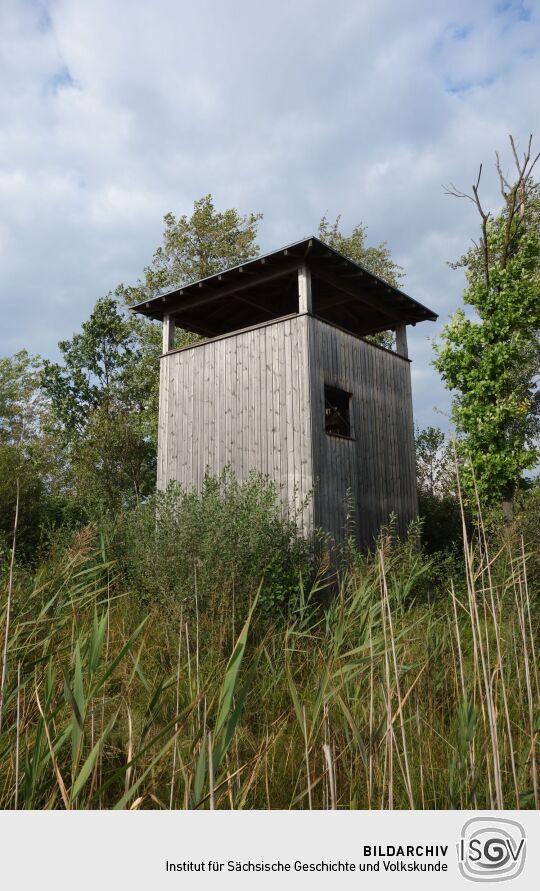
[{"left": 132, "top": 237, "right": 437, "bottom": 547}]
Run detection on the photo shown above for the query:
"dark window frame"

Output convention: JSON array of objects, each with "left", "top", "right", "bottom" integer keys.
[{"left": 324, "top": 384, "right": 352, "bottom": 439}]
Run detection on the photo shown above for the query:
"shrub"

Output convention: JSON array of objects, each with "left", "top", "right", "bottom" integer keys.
[
  {"left": 418, "top": 491, "right": 465, "bottom": 554},
  {"left": 113, "top": 469, "right": 312, "bottom": 628}
]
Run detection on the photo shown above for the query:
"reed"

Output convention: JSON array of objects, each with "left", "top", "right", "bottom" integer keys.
[{"left": 0, "top": 501, "right": 538, "bottom": 809}]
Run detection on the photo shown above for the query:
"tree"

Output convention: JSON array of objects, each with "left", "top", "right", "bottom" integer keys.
[
  {"left": 40, "top": 197, "right": 264, "bottom": 513},
  {"left": 0, "top": 351, "right": 67, "bottom": 560},
  {"left": 116, "top": 194, "right": 262, "bottom": 308},
  {"left": 318, "top": 215, "right": 404, "bottom": 348},
  {"left": 435, "top": 136, "right": 540, "bottom": 518},
  {"left": 115, "top": 193, "right": 263, "bottom": 382},
  {"left": 415, "top": 426, "right": 454, "bottom": 498},
  {"left": 414, "top": 425, "right": 464, "bottom": 552},
  {"left": 41, "top": 297, "right": 157, "bottom": 512},
  {"left": 318, "top": 215, "right": 403, "bottom": 287},
  {"left": 0, "top": 350, "right": 45, "bottom": 445},
  {"left": 41, "top": 297, "right": 148, "bottom": 435},
  {"left": 70, "top": 404, "right": 156, "bottom": 514}
]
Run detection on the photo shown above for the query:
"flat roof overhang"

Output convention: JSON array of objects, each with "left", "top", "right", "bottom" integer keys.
[{"left": 130, "top": 236, "right": 438, "bottom": 338}]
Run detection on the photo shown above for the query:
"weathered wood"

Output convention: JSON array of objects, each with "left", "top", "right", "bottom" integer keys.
[
  {"left": 395, "top": 323, "right": 408, "bottom": 359},
  {"left": 298, "top": 264, "right": 312, "bottom": 314},
  {"left": 162, "top": 314, "right": 175, "bottom": 353},
  {"left": 156, "top": 314, "right": 417, "bottom": 545},
  {"left": 308, "top": 316, "right": 417, "bottom": 547}
]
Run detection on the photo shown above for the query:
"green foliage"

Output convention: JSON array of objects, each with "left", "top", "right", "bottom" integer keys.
[
  {"left": 318, "top": 214, "right": 403, "bottom": 287},
  {"left": 70, "top": 405, "right": 156, "bottom": 515},
  {"left": 437, "top": 140, "right": 540, "bottom": 509},
  {"left": 0, "top": 351, "right": 71, "bottom": 561},
  {"left": 0, "top": 445, "right": 44, "bottom": 561},
  {"left": 0, "top": 350, "right": 45, "bottom": 445},
  {"left": 414, "top": 426, "right": 465, "bottom": 553},
  {"left": 417, "top": 493, "right": 464, "bottom": 555},
  {"left": 434, "top": 224, "right": 540, "bottom": 506},
  {"left": 40, "top": 297, "right": 158, "bottom": 514},
  {"left": 116, "top": 194, "right": 262, "bottom": 307},
  {"left": 1, "top": 508, "right": 537, "bottom": 810},
  {"left": 114, "top": 470, "right": 311, "bottom": 626},
  {"left": 513, "top": 478, "right": 540, "bottom": 582},
  {"left": 415, "top": 425, "right": 455, "bottom": 498},
  {"left": 41, "top": 297, "right": 151, "bottom": 436}
]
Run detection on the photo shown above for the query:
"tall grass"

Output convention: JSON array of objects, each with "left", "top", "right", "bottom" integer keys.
[{"left": 0, "top": 493, "right": 538, "bottom": 808}]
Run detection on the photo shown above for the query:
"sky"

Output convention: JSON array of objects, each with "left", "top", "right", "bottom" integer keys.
[{"left": 1, "top": 0, "right": 539, "bottom": 430}]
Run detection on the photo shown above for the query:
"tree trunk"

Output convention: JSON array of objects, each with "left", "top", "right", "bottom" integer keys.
[
  {"left": 502, "top": 497, "right": 514, "bottom": 525},
  {"left": 502, "top": 482, "right": 515, "bottom": 526}
]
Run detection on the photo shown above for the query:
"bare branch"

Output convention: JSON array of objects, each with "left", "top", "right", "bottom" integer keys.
[
  {"left": 445, "top": 135, "right": 537, "bottom": 284},
  {"left": 510, "top": 134, "right": 523, "bottom": 174},
  {"left": 475, "top": 163, "right": 483, "bottom": 193},
  {"left": 495, "top": 151, "right": 511, "bottom": 199},
  {"left": 443, "top": 182, "right": 477, "bottom": 203}
]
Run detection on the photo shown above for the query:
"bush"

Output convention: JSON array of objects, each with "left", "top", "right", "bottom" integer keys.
[
  {"left": 418, "top": 492, "right": 465, "bottom": 554},
  {"left": 113, "top": 469, "right": 312, "bottom": 628},
  {"left": 339, "top": 517, "right": 461, "bottom": 610}
]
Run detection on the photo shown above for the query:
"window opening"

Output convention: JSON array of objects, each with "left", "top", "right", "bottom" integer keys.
[{"left": 324, "top": 385, "right": 351, "bottom": 437}]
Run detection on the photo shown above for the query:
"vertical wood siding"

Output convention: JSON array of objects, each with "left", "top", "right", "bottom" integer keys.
[
  {"left": 157, "top": 315, "right": 314, "bottom": 533},
  {"left": 308, "top": 316, "right": 418, "bottom": 548},
  {"left": 157, "top": 313, "right": 418, "bottom": 546}
]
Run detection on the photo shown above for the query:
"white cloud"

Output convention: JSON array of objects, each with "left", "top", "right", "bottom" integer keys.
[{"left": 0, "top": 0, "right": 539, "bottom": 428}]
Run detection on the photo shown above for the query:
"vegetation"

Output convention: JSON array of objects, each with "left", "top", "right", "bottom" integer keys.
[
  {"left": 0, "top": 475, "right": 538, "bottom": 809},
  {"left": 116, "top": 194, "right": 263, "bottom": 307},
  {"left": 318, "top": 214, "right": 403, "bottom": 287},
  {"left": 0, "top": 195, "right": 404, "bottom": 532},
  {"left": 1, "top": 187, "right": 538, "bottom": 809},
  {"left": 41, "top": 297, "right": 157, "bottom": 516},
  {"left": 414, "top": 426, "right": 465, "bottom": 553},
  {"left": 435, "top": 136, "right": 540, "bottom": 518}
]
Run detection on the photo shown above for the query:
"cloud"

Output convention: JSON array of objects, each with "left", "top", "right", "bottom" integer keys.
[{"left": 0, "top": 0, "right": 539, "bottom": 429}]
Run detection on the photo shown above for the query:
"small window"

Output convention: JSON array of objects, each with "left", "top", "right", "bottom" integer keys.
[{"left": 324, "top": 385, "right": 351, "bottom": 438}]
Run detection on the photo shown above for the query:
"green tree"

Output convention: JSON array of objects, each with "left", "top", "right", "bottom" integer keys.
[
  {"left": 41, "top": 297, "right": 157, "bottom": 513},
  {"left": 116, "top": 194, "right": 262, "bottom": 308},
  {"left": 435, "top": 136, "right": 540, "bottom": 518},
  {"left": 318, "top": 215, "right": 403, "bottom": 348},
  {"left": 114, "top": 192, "right": 263, "bottom": 401},
  {"left": 414, "top": 426, "right": 464, "bottom": 552},
  {"left": 71, "top": 404, "right": 156, "bottom": 513},
  {"left": 41, "top": 297, "right": 147, "bottom": 434},
  {"left": 415, "top": 426, "right": 454, "bottom": 498},
  {"left": 41, "top": 197, "right": 264, "bottom": 513},
  {"left": 318, "top": 214, "right": 403, "bottom": 287},
  {"left": 0, "top": 351, "right": 67, "bottom": 560},
  {"left": 0, "top": 350, "right": 45, "bottom": 445}
]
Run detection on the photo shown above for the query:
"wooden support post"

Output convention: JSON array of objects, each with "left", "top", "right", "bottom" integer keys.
[
  {"left": 298, "top": 264, "right": 312, "bottom": 314},
  {"left": 162, "top": 313, "right": 175, "bottom": 353},
  {"left": 395, "top": 322, "right": 408, "bottom": 359}
]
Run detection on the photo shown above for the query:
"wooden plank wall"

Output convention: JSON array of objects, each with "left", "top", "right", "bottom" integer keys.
[
  {"left": 308, "top": 316, "right": 418, "bottom": 548},
  {"left": 157, "top": 315, "right": 314, "bottom": 533}
]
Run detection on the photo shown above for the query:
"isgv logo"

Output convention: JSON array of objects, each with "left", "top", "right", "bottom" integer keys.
[{"left": 458, "top": 818, "right": 526, "bottom": 882}]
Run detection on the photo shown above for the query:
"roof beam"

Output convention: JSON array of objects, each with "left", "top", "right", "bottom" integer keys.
[
  {"left": 233, "top": 293, "right": 281, "bottom": 318},
  {"left": 165, "top": 263, "right": 300, "bottom": 317},
  {"left": 313, "top": 267, "right": 399, "bottom": 322}
]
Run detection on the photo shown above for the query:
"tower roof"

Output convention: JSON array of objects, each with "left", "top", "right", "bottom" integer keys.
[{"left": 130, "top": 236, "right": 437, "bottom": 339}]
